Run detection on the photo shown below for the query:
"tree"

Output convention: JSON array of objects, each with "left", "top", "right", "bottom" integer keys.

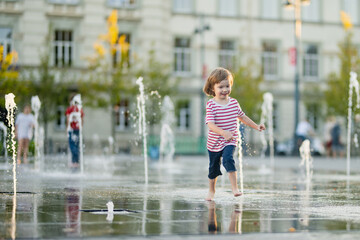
[
  {"left": 231, "top": 59, "right": 264, "bottom": 122},
  {"left": 325, "top": 32, "right": 360, "bottom": 117},
  {"left": 29, "top": 34, "right": 69, "bottom": 153},
  {"left": 0, "top": 48, "right": 32, "bottom": 108},
  {"left": 136, "top": 48, "right": 175, "bottom": 136},
  {"left": 79, "top": 10, "right": 136, "bottom": 139}
]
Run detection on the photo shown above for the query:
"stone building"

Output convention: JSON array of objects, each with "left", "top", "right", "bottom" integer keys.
[{"left": 1, "top": 0, "right": 359, "bottom": 155}]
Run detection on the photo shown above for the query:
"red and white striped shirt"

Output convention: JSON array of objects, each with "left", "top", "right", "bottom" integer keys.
[{"left": 205, "top": 97, "right": 245, "bottom": 152}]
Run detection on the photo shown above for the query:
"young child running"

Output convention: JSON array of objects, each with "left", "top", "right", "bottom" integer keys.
[{"left": 203, "top": 67, "right": 266, "bottom": 201}]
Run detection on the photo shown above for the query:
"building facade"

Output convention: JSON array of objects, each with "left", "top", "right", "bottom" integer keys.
[{"left": 1, "top": 0, "right": 359, "bottom": 154}]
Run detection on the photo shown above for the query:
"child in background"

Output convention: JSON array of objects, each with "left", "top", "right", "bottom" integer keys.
[
  {"left": 16, "top": 105, "right": 35, "bottom": 164},
  {"left": 66, "top": 94, "right": 84, "bottom": 170},
  {"left": 203, "top": 67, "right": 266, "bottom": 201}
]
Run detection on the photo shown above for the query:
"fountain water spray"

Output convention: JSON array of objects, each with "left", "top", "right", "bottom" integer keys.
[
  {"left": 299, "top": 139, "right": 312, "bottom": 226},
  {"left": 136, "top": 77, "right": 148, "bottom": 184},
  {"left": 5, "top": 93, "right": 17, "bottom": 192},
  {"left": 159, "top": 96, "right": 175, "bottom": 164},
  {"left": 346, "top": 72, "right": 360, "bottom": 176},
  {"left": 31, "top": 95, "right": 42, "bottom": 170},
  {"left": 106, "top": 201, "right": 114, "bottom": 222},
  {"left": 299, "top": 139, "right": 313, "bottom": 181},
  {"left": 237, "top": 126, "right": 244, "bottom": 194},
  {"left": 108, "top": 136, "right": 114, "bottom": 154},
  {"left": 5, "top": 93, "right": 17, "bottom": 240},
  {"left": 260, "top": 92, "right": 274, "bottom": 168},
  {"left": 354, "top": 133, "right": 359, "bottom": 148},
  {"left": 67, "top": 94, "right": 84, "bottom": 174}
]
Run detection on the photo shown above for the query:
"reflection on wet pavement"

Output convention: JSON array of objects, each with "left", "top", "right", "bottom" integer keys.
[{"left": 1, "top": 155, "right": 360, "bottom": 238}]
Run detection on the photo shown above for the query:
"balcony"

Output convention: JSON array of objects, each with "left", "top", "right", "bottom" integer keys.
[
  {"left": 46, "top": 0, "right": 83, "bottom": 18},
  {"left": 0, "top": 0, "right": 23, "bottom": 15}
]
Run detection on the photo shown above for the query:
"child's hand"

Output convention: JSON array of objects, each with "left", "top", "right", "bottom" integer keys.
[
  {"left": 258, "top": 124, "right": 266, "bottom": 132},
  {"left": 222, "top": 130, "right": 233, "bottom": 141}
]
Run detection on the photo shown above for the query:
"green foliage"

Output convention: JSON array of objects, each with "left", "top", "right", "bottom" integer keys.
[
  {"left": 136, "top": 49, "right": 175, "bottom": 128},
  {"left": 79, "top": 36, "right": 136, "bottom": 109},
  {"left": 32, "top": 51, "right": 69, "bottom": 123},
  {"left": 0, "top": 51, "right": 32, "bottom": 107},
  {"left": 0, "top": 74, "right": 33, "bottom": 108},
  {"left": 325, "top": 32, "right": 360, "bottom": 117},
  {"left": 231, "top": 59, "right": 264, "bottom": 121}
]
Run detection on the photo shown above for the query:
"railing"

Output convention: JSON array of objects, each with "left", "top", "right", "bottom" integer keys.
[{"left": 148, "top": 135, "right": 207, "bottom": 156}]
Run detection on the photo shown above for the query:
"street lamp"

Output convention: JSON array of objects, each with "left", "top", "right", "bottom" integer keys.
[
  {"left": 284, "top": 0, "right": 310, "bottom": 154},
  {"left": 194, "top": 15, "right": 210, "bottom": 152}
]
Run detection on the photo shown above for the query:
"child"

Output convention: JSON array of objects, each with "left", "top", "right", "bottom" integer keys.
[
  {"left": 203, "top": 67, "right": 266, "bottom": 201},
  {"left": 16, "top": 105, "right": 35, "bottom": 164},
  {"left": 66, "top": 94, "right": 84, "bottom": 170}
]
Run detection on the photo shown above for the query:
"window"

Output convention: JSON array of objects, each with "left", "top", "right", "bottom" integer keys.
[
  {"left": 0, "top": 28, "right": 12, "bottom": 63},
  {"left": 53, "top": 30, "right": 74, "bottom": 67},
  {"left": 218, "top": 40, "right": 236, "bottom": 70},
  {"left": 302, "top": 0, "right": 320, "bottom": 22},
  {"left": 116, "top": 99, "right": 130, "bottom": 130},
  {"left": 173, "top": 0, "right": 192, "bottom": 13},
  {"left": 303, "top": 44, "right": 318, "bottom": 80},
  {"left": 219, "top": 0, "right": 237, "bottom": 17},
  {"left": 273, "top": 103, "right": 278, "bottom": 130},
  {"left": 107, "top": 0, "right": 137, "bottom": 8},
  {"left": 261, "top": 0, "right": 279, "bottom": 19},
  {"left": 113, "top": 33, "right": 131, "bottom": 68},
  {"left": 48, "top": 0, "right": 80, "bottom": 5},
  {"left": 176, "top": 100, "right": 190, "bottom": 131},
  {"left": 56, "top": 106, "right": 66, "bottom": 130},
  {"left": 262, "top": 41, "right": 278, "bottom": 80},
  {"left": 174, "top": 37, "right": 191, "bottom": 74},
  {"left": 306, "top": 103, "right": 319, "bottom": 130},
  {"left": 343, "top": 0, "right": 359, "bottom": 24}
]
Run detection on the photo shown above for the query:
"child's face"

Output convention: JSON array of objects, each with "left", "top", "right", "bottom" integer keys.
[{"left": 213, "top": 79, "right": 231, "bottom": 99}]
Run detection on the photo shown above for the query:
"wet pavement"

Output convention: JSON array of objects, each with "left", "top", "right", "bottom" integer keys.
[{"left": 1, "top": 154, "right": 360, "bottom": 239}]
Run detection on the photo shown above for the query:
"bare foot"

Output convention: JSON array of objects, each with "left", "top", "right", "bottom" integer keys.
[
  {"left": 17, "top": 159, "right": 21, "bottom": 165},
  {"left": 205, "top": 191, "right": 215, "bottom": 201},
  {"left": 233, "top": 191, "right": 242, "bottom": 197}
]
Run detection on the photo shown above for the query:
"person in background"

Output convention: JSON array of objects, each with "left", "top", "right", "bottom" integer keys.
[
  {"left": 331, "top": 118, "right": 344, "bottom": 158},
  {"left": 295, "top": 118, "right": 315, "bottom": 152},
  {"left": 15, "top": 105, "right": 35, "bottom": 164},
  {"left": 323, "top": 116, "right": 336, "bottom": 157},
  {"left": 66, "top": 94, "right": 84, "bottom": 170}
]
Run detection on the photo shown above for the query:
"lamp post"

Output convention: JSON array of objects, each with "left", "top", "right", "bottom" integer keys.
[
  {"left": 284, "top": 0, "right": 310, "bottom": 154},
  {"left": 194, "top": 15, "right": 210, "bottom": 152}
]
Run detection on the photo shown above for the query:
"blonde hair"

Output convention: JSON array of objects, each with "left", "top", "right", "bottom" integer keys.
[{"left": 203, "top": 67, "right": 234, "bottom": 97}]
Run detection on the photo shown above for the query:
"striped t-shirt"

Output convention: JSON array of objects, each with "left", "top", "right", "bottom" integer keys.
[{"left": 205, "top": 97, "right": 245, "bottom": 152}]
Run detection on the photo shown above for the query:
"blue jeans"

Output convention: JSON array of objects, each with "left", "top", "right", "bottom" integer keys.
[
  {"left": 68, "top": 130, "right": 80, "bottom": 164},
  {"left": 208, "top": 145, "right": 236, "bottom": 179}
]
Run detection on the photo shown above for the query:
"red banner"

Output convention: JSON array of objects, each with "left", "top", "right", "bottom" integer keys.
[{"left": 288, "top": 47, "right": 297, "bottom": 66}]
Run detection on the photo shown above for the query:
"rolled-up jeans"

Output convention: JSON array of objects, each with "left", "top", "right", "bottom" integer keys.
[
  {"left": 68, "top": 130, "right": 80, "bottom": 164},
  {"left": 208, "top": 145, "right": 236, "bottom": 179}
]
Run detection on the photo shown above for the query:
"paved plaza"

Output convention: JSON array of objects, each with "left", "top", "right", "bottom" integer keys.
[{"left": 1, "top": 154, "right": 360, "bottom": 239}]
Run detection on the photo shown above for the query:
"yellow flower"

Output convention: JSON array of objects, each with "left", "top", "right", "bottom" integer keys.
[
  {"left": 118, "top": 34, "right": 130, "bottom": 54},
  {"left": 107, "top": 10, "right": 117, "bottom": 26},
  {"left": 5, "top": 54, "right": 12, "bottom": 66},
  {"left": 107, "top": 10, "right": 119, "bottom": 46},
  {"left": 0, "top": 45, "right": 3, "bottom": 63},
  {"left": 4, "top": 51, "right": 18, "bottom": 66},
  {"left": 340, "top": 11, "right": 353, "bottom": 30},
  {"left": 93, "top": 43, "right": 105, "bottom": 57},
  {"left": 109, "top": 25, "right": 118, "bottom": 45},
  {"left": 11, "top": 51, "right": 18, "bottom": 64}
]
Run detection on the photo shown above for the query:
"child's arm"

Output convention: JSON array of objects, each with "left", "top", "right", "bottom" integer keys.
[
  {"left": 207, "top": 122, "right": 234, "bottom": 141},
  {"left": 239, "top": 115, "right": 266, "bottom": 132}
]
